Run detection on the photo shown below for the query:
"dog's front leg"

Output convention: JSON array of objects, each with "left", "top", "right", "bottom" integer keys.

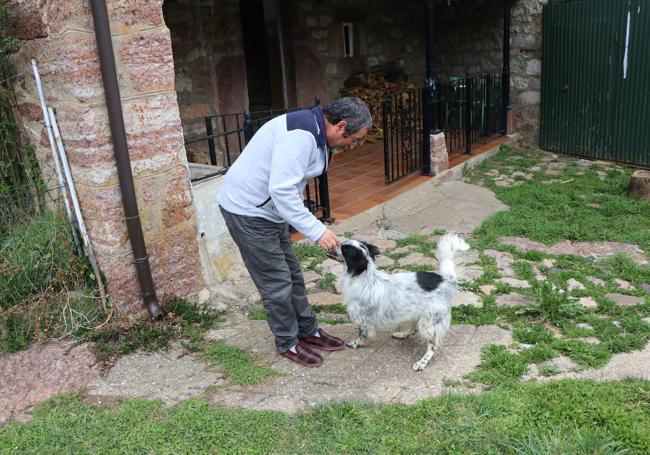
[
  {"left": 412, "top": 342, "right": 436, "bottom": 371},
  {"left": 346, "top": 325, "right": 374, "bottom": 348}
]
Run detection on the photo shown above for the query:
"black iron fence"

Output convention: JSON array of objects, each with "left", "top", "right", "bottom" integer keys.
[
  {"left": 436, "top": 72, "right": 505, "bottom": 155},
  {"left": 184, "top": 101, "right": 333, "bottom": 223},
  {"left": 382, "top": 72, "right": 506, "bottom": 183},
  {"left": 382, "top": 88, "right": 424, "bottom": 184}
]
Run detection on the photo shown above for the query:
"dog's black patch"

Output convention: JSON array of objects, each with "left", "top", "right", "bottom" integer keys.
[
  {"left": 361, "top": 242, "right": 380, "bottom": 260},
  {"left": 416, "top": 271, "right": 443, "bottom": 292},
  {"left": 341, "top": 244, "right": 369, "bottom": 276}
]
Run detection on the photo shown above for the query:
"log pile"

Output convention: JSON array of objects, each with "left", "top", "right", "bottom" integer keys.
[{"left": 339, "top": 62, "right": 414, "bottom": 141}]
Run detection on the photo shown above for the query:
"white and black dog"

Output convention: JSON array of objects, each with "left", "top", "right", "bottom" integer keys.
[{"left": 338, "top": 233, "right": 469, "bottom": 371}]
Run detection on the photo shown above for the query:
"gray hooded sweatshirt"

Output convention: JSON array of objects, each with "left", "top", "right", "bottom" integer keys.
[{"left": 217, "top": 107, "right": 329, "bottom": 242}]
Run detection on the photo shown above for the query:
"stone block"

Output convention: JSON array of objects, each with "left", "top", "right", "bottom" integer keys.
[
  {"left": 119, "top": 28, "right": 176, "bottom": 94},
  {"left": 8, "top": 0, "right": 47, "bottom": 40},
  {"left": 148, "top": 227, "right": 203, "bottom": 302},
  {"left": 429, "top": 132, "right": 448, "bottom": 175},
  {"left": 17, "top": 101, "right": 43, "bottom": 123},
  {"left": 135, "top": 171, "right": 195, "bottom": 243},
  {"left": 526, "top": 59, "right": 542, "bottom": 76},
  {"left": 21, "top": 34, "right": 105, "bottom": 103},
  {"left": 604, "top": 293, "right": 645, "bottom": 307},
  {"left": 628, "top": 170, "right": 650, "bottom": 200},
  {"left": 518, "top": 91, "right": 541, "bottom": 105},
  {"left": 47, "top": 0, "right": 165, "bottom": 36},
  {"left": 94, "top": 251, "right": 141, "bottom": 315}
]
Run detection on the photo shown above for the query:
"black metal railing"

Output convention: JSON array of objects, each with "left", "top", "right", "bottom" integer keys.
[
  {"left": 383, "top": 72, "right": 506, "bottom": 183},
  {"left": 184, "top": 100, "right": 333, "bottom": 223},
  {"left": 436, "top": 72, "right": 505, "bottom": 155},
  {"left": 382, "top": 88, "right": 424, "bottom": 184}
]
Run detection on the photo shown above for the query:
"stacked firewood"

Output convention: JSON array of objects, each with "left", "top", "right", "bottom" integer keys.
[{"left": 339, "top": 62, "right": 414, "bottom": 141}]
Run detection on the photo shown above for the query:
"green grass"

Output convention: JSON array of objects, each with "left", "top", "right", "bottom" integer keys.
[
  {"left": 1, "top": 288, "right": 103, "bottom": 354},
  {"left": 468, "top": 145, "right": 650, "bottom": 253},
  {"left": 85, "top": 297, "right": 223, "bottom": 364},
  {"left": 313, "top": 303, "right": 347, "bottom": 314},
  {"left": 247, "top": 306, "right": 267, "bottom": 321},
  {"left": 454, "top": 146, "right": 650, "bottom": 384},
  {"left": 513, "top": 323, "right": 555, "bottom": 345},
  {"left": 2, "top": 380, "right": 649, "bottom": 453},
  {"left": 522, "top": 282, "right": 587, "bottom": 325},
  {"left": 199, "top": 341, "right": 279, "bottom": 385},
  {"left": 316, "top": 272, "right": 337, "bottom": 291},
  {"left": 394, "top": 234, "right": 438, "bottom": 255},
  {"left": 0, "top": 212, "right": 102, "bottom": 353},
  {"left": 317, "top": 318, "right": 349, "bottom": 325},
  {"left": 0, "top": 211, "right": 87, "bottom": 311},
  {"left": 294, "top": 243, "right": 327, "bottom": 262}
]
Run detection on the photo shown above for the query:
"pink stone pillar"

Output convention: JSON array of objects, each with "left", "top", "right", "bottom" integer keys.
[
  {"left": 430, "top": 131, "right": 449, "bottom": 175},
  {"left": 9, "top": 0, "right": 204, "bottom": 316}
]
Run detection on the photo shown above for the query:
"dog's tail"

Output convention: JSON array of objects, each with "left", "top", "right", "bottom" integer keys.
[{"left": 436, "top": 233, "right": 470, "bottom": 281}]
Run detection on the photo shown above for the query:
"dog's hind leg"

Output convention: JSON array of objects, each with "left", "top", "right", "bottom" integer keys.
[
  {"left": 391, "top": 324, "right": 417, "bottom": 340},
  {"left": 412, "top": 312, "right": 450, "bottom": 371},
  {"left": 412, "top": 341, "right": 436, "bottom": 371},
  {"left": 347, "top": 325, "right": 375, "bottom": 349}
]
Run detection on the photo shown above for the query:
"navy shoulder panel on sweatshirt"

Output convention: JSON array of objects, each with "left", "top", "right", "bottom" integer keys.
[{"left": 286, "top": 106, "right": 327, "bottom": 151}]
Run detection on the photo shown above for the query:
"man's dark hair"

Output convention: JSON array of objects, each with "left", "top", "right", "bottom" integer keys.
[{"left": 323, "top": 97, "right": 372, "bottom": 135}]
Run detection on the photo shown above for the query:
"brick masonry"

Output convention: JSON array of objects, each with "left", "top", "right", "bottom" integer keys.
[
  {"left": 9, "top": 0, "right": 204, "bottom": 316},
  {"left": 430, "top": 132, "right": 449, "bottom": 175}
]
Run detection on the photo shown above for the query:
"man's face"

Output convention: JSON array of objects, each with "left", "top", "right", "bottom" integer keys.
[{"left": 327, "top": 121, "right": 368, "bottom": 150}]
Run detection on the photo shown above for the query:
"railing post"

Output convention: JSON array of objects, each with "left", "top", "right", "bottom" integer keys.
[
  {"left": 485, "top": 74, "right": 492, "bottom": 136},
  {"left": 421, "top": 0, "right": 437, "bottom": 176},
  {"left": 205, "top": 116, "right": 217, "bottom": 165},
  {"left": 243, "top": 110, "right": 254, "bottom": 145},
  {"left": 465, "top": 73, "right": 473, "bottom": 154},
  {"left": 383, "top": 97, "right": 390, "bottom": 183},
  {"left": 317, "top": 173, "right": 334, "bottom": 223},
  {"left": 422, "top": 87, "right": 434, "bottom": 176}
]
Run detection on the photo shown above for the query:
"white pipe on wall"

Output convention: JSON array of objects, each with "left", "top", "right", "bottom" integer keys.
[
  {"left": 31, "top": 59, "right": 81, "bottom": 254},
  {"left": 48, "top": 105, "right": 109, "bottom": 309}
]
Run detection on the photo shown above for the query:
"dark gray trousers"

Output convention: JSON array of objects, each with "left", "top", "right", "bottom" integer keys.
[{"left": 219, "top": 207, "right": 318, "bottom": 352}]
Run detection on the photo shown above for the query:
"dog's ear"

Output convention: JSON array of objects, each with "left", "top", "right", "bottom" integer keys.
[{"left": 361, "top": 242, "right": 380, "bottom": 260}]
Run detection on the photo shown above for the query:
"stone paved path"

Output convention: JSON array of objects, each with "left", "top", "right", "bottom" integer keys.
[{"left": 198, "top": 315, "right": 511, "bottom": 413}]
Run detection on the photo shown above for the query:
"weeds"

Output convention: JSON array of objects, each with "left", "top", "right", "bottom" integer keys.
[{"left": 84, "top": 297, "right": 222, "bottom": 365}]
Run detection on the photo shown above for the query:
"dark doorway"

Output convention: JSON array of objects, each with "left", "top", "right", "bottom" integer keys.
[{"left": 240, "top": 0, "right": 274, "bottom": 112}]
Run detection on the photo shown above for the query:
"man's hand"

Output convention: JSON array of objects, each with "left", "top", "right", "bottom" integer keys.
[{"left": 317, "top": 228, "right": 340, "bottom": 250}]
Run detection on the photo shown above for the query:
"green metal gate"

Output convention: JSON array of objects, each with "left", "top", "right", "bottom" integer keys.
[{"left": 541, "top": 0, "right": 650, "bottom": 166}]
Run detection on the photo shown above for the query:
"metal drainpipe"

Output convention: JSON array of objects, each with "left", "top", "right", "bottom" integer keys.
[{"left": 89, "top": 0, "right": 162, "bottom": 320}]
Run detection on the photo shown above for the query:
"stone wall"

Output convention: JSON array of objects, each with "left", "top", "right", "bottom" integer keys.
[
  {"left": 290, "top": 0, "right": 426, "bottom": 106},
  {"left": 434, "top": 0, "right": 503, "bottom": 80},
  {"left": 163, "top": 0, "right": 248, "bottom": 164},
  {"left": 434, "top": 0, "right": 543, "bottom": 143},
  {"left": 510, "top": 0, "right": 543, "bottom": 142},
  {"left": 9, "top": 0, "right": 205, "bottom": 316}
]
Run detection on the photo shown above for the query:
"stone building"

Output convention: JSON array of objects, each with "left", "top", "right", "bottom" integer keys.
[{"left": 7, "top": 0, "right": 544, "bottom": 316}]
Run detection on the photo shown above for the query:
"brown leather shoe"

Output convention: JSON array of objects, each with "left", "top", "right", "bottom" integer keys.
[
  {"left": 299, "top": 328, "right": 345, "bottom": 351},
  {"left": 278, "top": 341, "right": 323, "bottom": 367}
]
